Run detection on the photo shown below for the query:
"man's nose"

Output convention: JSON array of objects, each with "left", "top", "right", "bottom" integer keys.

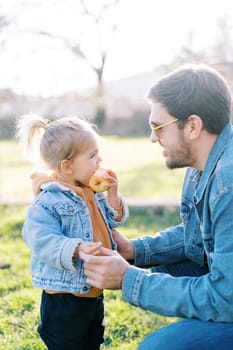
[{"left": 150, "top": 132, "right": 160, "bottom": 143}]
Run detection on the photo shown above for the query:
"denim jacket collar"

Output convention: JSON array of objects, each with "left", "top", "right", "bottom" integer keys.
[
  {"left": 195, "top": 122, "right": 233, "bottom": 203},
  {"left": 41, "top": 181, "right": 81, "bottom": 202}
]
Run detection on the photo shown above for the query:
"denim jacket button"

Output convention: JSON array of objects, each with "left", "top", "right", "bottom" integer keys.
[
  {"left": 86, "top": 232, "right": 90, "bottom": 238},
  {"left": 68, "top": 206, "right": 74, "bottom": 213},
  {"left": 82, "top": 285, "right": 89, "bottom": 292},
  {"left": 197, "top": 242, "right": 203, "bottom": 248}
]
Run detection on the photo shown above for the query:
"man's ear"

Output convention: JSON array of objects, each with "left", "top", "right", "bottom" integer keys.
[
  {"left": 184, "top": 114, "right": 203, "bottom": 140},
  {"left": 60, "top": 159, "right": 73, "bottom": 175}
]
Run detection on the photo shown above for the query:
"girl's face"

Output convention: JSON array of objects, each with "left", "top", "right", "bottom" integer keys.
[{"left": 66, "top": 133, "right": 102, "bottom": 186}]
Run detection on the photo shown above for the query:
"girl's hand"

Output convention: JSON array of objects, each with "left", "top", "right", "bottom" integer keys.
[
  {"left": 79, "top": 242, "right": 102, "bottom": 255},
  {"left": 106, "top": 169, "right": 118, "bottom": 193},
  {"left": 105, "top": 169, "right": 121, "bottom": 208},
  {"left": 72, "top": 242, "right": 102, "bottom": 261}
]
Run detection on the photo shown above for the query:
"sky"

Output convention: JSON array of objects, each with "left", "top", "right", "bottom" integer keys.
[{"left": 0, "top": 0, "right": 233, "bottom": 96}]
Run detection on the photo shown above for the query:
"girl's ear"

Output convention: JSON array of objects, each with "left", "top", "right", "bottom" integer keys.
[{"left": 60, "top": 159, "right": 73, "bottom": 175}]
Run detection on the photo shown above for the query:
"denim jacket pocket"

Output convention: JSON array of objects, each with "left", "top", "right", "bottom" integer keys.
[
  {"left": 54, "top": 202, "right": 83, "bottom": 215},
  {"left": 54, "top": 202, "right": 88, "bottom": 238}
]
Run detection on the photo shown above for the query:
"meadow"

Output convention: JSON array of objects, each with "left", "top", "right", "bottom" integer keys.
[
  {"left": 0, "top": 137, "right": 183, "bottom": 349},
  {"left": 0, "top": 205, "right": 180, "bottom": 349},
  {"left": 0, "top": 137, "right": 184, "bottom": 203}
]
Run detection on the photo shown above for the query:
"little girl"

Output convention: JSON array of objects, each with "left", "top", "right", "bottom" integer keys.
[{"left": 16, "top": 114, "right": 128, "bottom": 350}]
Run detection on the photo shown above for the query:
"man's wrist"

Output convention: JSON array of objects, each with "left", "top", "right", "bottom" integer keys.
[
  {"left": 120, "top": 262, "right": 130, "bottom": 289},
  {"left": 126, "top": 240, "right": 135, "bottom": 261}
]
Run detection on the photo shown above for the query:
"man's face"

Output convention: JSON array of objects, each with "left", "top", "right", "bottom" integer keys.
[{"left": 149, "top": 102, "right": 194, "bottom": 169}]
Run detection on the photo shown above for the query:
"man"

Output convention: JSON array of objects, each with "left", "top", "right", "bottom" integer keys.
[{"left": 80, "top": 64, "right": 233, "bottom": 349}]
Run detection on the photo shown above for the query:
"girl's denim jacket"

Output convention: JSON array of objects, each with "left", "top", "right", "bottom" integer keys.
[
  {"left": 123, "top": 122, "right": 233, "bottom": 322},
  {"left": 23, "top": 182, "right": 128, "bottom": 294}
]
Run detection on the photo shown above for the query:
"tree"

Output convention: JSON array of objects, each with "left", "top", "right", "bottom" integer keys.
[
  {"left": 211, "top": 15, "right": 233, "bottom": 64},
  {"left": 168, "top": 14, "right": 233, "bottom": 103},
  {"left": 169, "top": 29, "right": 208, "bottom": 68},
  {"left": 170, "top": 14, "right": 233, "bottom": 69},
  {"left": 29, "top": 0, "right": 120, "bottom": 127},
  {"left": 78, "top": 0, "right": 120, "bottom": 127}
]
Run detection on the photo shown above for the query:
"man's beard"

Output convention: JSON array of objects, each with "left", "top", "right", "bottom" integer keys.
[{"left": 165, "top": 142, "right": 194, "bottom": 170}]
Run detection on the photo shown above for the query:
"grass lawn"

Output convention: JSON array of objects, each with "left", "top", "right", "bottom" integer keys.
[
  {"left": 0, "top": 137, "right": 183, "bottom": 348},
  {"left": 0, "top": 205, "right": 180, "bottom": 349}
]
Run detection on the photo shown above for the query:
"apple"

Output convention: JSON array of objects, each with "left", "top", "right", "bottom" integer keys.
[{"left": 89, "top": 168, "right": 111, "bottom": 192}]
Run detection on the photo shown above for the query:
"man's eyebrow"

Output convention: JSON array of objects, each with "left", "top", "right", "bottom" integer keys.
[{"left": 150, "top": 121, "right": 159, "bottom": 126}]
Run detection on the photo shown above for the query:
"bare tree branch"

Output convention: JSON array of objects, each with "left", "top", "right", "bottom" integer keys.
[
  {"left": 1, "top": 0, "right": 121, "bottom": 126},
  {"left": 80, "top": 0, "right": 120, "bottom": 22}
]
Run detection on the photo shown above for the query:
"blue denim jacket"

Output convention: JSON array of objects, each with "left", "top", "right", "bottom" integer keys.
[
  {"left": 123, "top": 122, "right": 233, "bottom": 322},
  {"left": 23, "top": 182, "right": 128, "bottom": 294}
]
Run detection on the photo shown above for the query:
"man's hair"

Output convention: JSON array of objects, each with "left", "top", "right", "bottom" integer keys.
[{"left": 147, "top": 64, "right": 232, "bottom": 134}]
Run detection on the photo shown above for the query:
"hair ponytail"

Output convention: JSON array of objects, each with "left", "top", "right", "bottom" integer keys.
[{"left": 16, "top": 113, "right": 49, "bottom": 164}]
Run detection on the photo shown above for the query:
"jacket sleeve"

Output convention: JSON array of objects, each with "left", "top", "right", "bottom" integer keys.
[
  {"left": 122, "top": 193, "right": 233, "bottom": 322},
  {"left": 96, "top": 193, "right": 129, "bottom": 228},
  {"left": 132, "top": 223, "right": 185, "bottom": 267},
  {"left": 23, "top": 203, "right": 82, "bottom": 272}
]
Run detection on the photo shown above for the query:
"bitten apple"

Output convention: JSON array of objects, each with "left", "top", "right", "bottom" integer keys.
[{"left": 89, "top": 168, "right": 111, "bottom": 192}]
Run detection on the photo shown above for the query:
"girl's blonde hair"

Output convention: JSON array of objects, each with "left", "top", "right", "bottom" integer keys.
[{"left": 16, "top": 114, "right": 99, "bottom": 168}]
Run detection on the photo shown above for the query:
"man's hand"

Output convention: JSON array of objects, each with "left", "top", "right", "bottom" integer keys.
[
  {"left": 31, "top": 171, "right": 56, "bottom": 196},
  {"left": 112, "top": 229, "right": 135, "bottom": 260},
  {"left": 79, "top": 247, "right": 130, "bottom": 290}
]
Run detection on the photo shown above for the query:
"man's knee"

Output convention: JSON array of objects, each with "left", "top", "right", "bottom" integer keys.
[{"left": 138, "top": 319, "right": 233, "bottom": 350}]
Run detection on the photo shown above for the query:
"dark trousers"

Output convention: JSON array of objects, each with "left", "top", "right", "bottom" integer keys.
[{"left": 38, "top": 291, "right": 105, "bottom": 350}]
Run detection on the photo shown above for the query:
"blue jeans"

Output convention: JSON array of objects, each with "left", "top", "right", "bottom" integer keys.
[
  {"left": 138, "top": 261, "right": 233, "bottom": 349},
  {"left": 138, "top": 319, "right": 233, "bottom": 350}
]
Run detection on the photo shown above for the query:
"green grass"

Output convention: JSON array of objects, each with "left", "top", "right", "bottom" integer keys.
[
  {"left": 0, "top": 138, "right": 184, "bottom": 202},
  {"left": 0, "top": 138, "right": 183, "bottom": 348},
  {"left": 0, "top": 205, "right": 180, "bottom": 349}
]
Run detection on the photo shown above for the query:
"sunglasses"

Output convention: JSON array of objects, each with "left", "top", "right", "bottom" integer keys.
[{"left": 150, "top": 118, "right": 178, "bottom": 134}]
